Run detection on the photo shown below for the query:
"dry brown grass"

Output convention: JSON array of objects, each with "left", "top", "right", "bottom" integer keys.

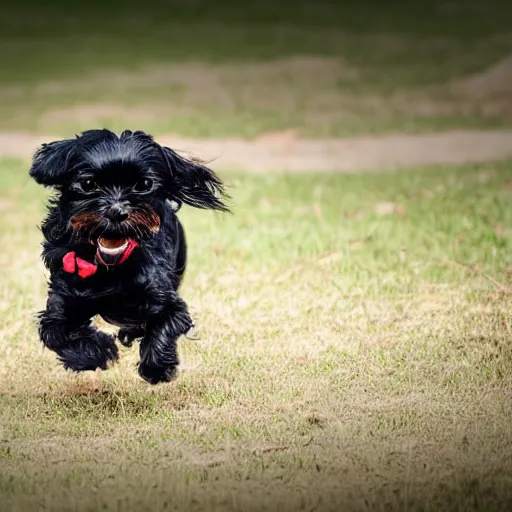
[{"left": 1, "top": 159, "right": 512, "bottom": 510}]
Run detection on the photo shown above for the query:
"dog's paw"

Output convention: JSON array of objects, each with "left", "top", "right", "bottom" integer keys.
[
  {"left": 59, "top": 332, "right": 119, "bottom": 372},
  {"left": 138, "top": 361, "right": 178, "bottom": 385},
  {"left": 118, "top": 326, "right": 145, "bottom": 348}
]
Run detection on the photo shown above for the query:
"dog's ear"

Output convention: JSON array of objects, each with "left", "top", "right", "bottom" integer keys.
[
  {"left": 29, "top": 138, "right": 78, "bottom": 187},
  {"left": 160, "top": 146, "right": 229, "bottom": 212}
]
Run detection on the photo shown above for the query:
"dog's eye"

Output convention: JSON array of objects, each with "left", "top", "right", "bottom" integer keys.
[
  {"left": 133, "top": 179, "right": 154, "bottom": 193},
  {"left": 77, "top": 179, "right": 98, "bottom": 194}
]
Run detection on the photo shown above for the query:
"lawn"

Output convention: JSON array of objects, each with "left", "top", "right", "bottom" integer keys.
[
  {"left": 1, "top": 157, "right": 512, "bottom": 511},
  {"left": 1, "top": 0, "right": 512, "bottom": 137}
]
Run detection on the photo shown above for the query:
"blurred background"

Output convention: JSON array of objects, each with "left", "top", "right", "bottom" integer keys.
[{"left": 2, "top": 0, "right": 512, "bottom": 139}]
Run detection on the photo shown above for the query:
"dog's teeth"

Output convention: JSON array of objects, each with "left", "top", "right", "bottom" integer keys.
[{"left": 98, "top": 241, "right": 128, "bottom": 255}]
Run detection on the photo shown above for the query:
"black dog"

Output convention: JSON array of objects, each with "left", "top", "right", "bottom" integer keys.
[{"left": 29, "top": 129, "right": 228, "bottom": 384}]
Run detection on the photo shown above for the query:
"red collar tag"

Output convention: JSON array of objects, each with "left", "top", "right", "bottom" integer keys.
[
  {"left": 63, "top": 240, "right": 139, "bottom": 278},
  {"left": 63, "top": 252, "right": 98, "bottom": 279}
]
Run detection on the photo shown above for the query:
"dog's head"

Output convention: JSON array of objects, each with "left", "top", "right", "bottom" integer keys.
[{"left": 30, "top": 129, "right": 228, "bottom": 266}]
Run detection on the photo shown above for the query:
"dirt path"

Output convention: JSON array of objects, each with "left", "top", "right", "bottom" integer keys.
[{"left": 1, "top": 129, "right": 512, "bottom": 173}]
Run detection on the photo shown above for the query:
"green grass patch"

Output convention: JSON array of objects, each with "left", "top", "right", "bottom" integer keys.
[{"left": 1, "top": 0, "right": 512, "bottom": 137}]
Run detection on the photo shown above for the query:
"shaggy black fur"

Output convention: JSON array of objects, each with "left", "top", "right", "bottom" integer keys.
[{"left": 29, "top": 129, "right": 228, "bottom": 384}]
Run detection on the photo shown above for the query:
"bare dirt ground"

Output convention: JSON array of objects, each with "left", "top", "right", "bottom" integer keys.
[
  {"left": 2, "top": 54, "right": 512, "bottom": 172},
  {"left": 1, "top": 129, "right": 511, "bottom": 172}
]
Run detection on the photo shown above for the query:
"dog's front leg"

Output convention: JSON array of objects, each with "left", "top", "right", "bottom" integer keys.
[
  {"left": 38, "top": 291, "right": 119, "bottom": 372},
  {"left": 138, "top": 297, "right": 193, "bottom": 385}
]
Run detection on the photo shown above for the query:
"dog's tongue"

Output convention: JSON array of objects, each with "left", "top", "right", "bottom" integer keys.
[{"left": 95, "top": 237, "right": 139, "bottom": 266}]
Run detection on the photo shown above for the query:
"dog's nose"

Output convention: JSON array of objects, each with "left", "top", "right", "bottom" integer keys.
[{"left": 106, "top": 203, "right": 130, "bottom": 222}]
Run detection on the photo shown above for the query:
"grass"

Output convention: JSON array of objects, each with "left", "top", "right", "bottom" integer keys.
[
  {"left": 1, "top": 0, "right": 512, "bottom": 137},
  {"left": 1, "top": 157, "right": 512, "bottom": 511}
]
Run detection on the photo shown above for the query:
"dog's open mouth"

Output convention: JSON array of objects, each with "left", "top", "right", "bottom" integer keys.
[{"left": 95, "top": 237, "right": 139, "bottom": 266}]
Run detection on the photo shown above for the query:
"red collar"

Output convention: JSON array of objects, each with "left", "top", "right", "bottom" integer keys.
[
  {"left": 63, "top": 252, "right": 97, "bottom": 279},
  {"left": 62, "top": 240, "right": 139, "bottom": 279}
]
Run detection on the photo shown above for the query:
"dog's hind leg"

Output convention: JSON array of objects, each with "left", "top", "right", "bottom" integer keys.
[{"left": 38, "top": 292, "right": 119, "bottom": 372}]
